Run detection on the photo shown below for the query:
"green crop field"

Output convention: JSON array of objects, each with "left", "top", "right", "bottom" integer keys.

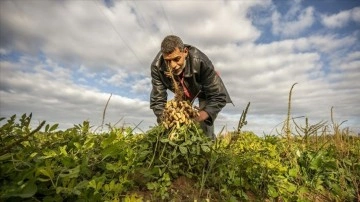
[{"left": 1, "top": 111, "right": 359, "bottom": 202}]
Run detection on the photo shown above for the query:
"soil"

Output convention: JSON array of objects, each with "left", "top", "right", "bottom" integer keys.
[{"left": 169, "top": 176, "right": 222, "bottom": 202}]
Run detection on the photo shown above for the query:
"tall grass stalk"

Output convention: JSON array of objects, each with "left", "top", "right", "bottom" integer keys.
[
  {"left": 285, "top": 82, "right": 297, "bottom": 140},
  {"left": 237, "top": 102, "right": 250, "bottom": 134}
]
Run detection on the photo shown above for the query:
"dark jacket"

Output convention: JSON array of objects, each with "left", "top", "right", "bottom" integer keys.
[{"left": 150, "top": 45, "right": 232, "bottom": 125}]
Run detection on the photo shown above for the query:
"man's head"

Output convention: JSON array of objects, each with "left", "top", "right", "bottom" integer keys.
[{"left": 161, "top": 35, "right": 188, "bottom": 75}]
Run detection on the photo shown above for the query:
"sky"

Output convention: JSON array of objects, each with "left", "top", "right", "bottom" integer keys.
[{"left": 0, "top": 0, "right": 359, "bottom": 136}]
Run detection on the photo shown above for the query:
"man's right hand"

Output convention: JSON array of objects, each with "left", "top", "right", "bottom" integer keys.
[{"left": 195, "top": 110, "right": 209, "bottom": 122}]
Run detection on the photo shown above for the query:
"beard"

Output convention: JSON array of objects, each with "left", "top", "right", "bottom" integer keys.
[{"left": 173, "top": 60, "right": 186, "bottom": 75}]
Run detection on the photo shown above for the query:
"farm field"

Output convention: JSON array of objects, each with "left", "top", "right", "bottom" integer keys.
[{"left": 1, "top": 113, "right": 359, "bottom": 201}]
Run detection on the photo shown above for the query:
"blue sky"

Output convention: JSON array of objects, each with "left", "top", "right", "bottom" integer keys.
[{"left": 0, "top": 0, "right": 359, "bottom": 135}]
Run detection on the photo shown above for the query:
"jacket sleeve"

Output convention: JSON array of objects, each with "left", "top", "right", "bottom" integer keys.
[
  {"left": 150, "top": 63, "right": 167, "bottom": 123},
  {"left": 199, "top": 59, "right": 227, "bottom": 126}
]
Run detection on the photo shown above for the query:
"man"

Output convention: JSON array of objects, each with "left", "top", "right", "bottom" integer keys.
[{"left": 150, "top": 35, "right": 232, "bottom": 139}]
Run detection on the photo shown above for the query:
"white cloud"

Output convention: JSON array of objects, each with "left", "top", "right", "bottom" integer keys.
[
  {"left": 272, "top": 5, "right": 315, "bottom": 37},
  {"left": 131, "top": 77, "right": 152, "bottom": 94},
  {"left": 159, "top": 0, "right": 266, "bottom": 46},
  {"left": 0, "top": 48, "right": 9, "bottom": 55},
  {"left": 0, "top": 0, "right": 156, "bottom": 72},
  {"left": 352, "top": 7, "right": 360, "bottom": 22},
  {"left": 105, "top": 70, "right": 129, "bottom": 87},
  {"left": 0, "top": 57, "right": 155, "bottom": 130},
  {"left": 77, "top": 65, "right": 97, "bottom": 79},
  {"left": 321, "top": 7, "right": 360, "bottom": 28},
  {"left": 338, "top": 51, "right": 360, "bottom": 71}
]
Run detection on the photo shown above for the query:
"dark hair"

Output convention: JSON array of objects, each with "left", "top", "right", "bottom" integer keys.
[{"left": 161, "top": 35, "right": 184, "bottom": 54}]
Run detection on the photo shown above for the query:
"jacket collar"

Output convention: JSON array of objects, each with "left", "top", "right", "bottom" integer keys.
[{"left": 183, "top": 54, "right": 192, "bottom": 78}]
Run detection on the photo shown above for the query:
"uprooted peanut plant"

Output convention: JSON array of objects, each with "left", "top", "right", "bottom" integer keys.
[{"left": 161, "top": 66, "right": 199, "bottom": 131}]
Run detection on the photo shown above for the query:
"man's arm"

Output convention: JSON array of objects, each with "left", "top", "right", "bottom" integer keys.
[
  {"left": 198, "top": 60, "right": 227, "bottom": 125},
  {"left": 150, "top": 64, "right": 168, "bottom": 123}
]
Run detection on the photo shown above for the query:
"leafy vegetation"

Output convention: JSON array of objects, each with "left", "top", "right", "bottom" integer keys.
[{"left": 0, "top": 112, "right": 359, "bottom": 202}]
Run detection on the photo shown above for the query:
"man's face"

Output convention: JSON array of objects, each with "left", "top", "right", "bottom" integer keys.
[{"left": 163, "top": 47, "right": 188, "bottom": 75}]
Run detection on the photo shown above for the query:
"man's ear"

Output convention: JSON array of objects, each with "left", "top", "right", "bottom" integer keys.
[{"left": 183, "top": 47, "right": 188, "bottom": 56}]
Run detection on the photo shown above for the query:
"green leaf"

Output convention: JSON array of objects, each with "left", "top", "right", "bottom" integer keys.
[
  {"left": 37, "top": 167, "right": 54, "bottom": 180},
  {"left": 146, "top": 182, "right": 157, "bottom": 190},
  {"left": 59, "top": 145, "right": 68, "bottom": 156},
  {"left": 286, "top": 183, "right": 297, "bottom": 193},
  {"left": 74, "top": 180, "right": 89, "bottom": 190},
  {"left": 179, "top": 146, "right": 188, "bottom": 155},
  {"left": 268, "top": 185, "right": 278, "bottom": 198},
  {"left": 18, "top": 181, "right": 37, "bottom": 198},
  {"left": 109, "top": 180, "right": 115, "bottom": 190},
  {"left": 37, "top": 177, "right": 51, "bottom": 182},
  {"left": 59, "top": 166, "right": 80, "bottom": 178},
  {"left": 288, "top": 168, "right": 298, "bottom": 177},
  {"left": 180, "top": 140, "right": 192, "bottom": 146},
  {"left": 49, "top": 123, "right": 59, "bottom": 132},
  {"left": 83, "top": 138, "right": 95, "bottom": 150},
  {"left": 196, "top": 144, "right": 200, "bottom": 155},
  {"left": 0, "top": 153, "right": 13, "bottom": 161},
  {"left": 4, "top": 181, "right": 38, "bottom": 198},
  {"left": 168, "top": 141, "right": 178, "bottom": 146},
  {"left": 201, "top": 145, "right": 210, "bottom": 153},
  {"left": 30, "top": 152, "right": 38, "bottom": 158},
  {"left": 102, "top": 144, "right": 121, "bottom": 160},
  {"left": 103, "top": 184, "right": 110, "bottom": 192},
  {"left": 310, "top": 154, "right": 322, "bottom": 171},
  {"left": 160, "top": 138, "right": 169, "bottom": 143},
  {"left": 45, "top": 124, "right": 50, "bottom": 133},
  {"left": 97, "top": 181, "right": 104, "bottom": 190},
  {"left": 88, "top": 179, "right": 97, "bottom": 189},
  {"left": 100, "top": 132, "right": 117, "bottom": 148},
  {"left": 106, "top": 163, "right": 118, "bottom": 171},
  {"left": 40, "top": 150, "right": 58, "bottom": 159}
]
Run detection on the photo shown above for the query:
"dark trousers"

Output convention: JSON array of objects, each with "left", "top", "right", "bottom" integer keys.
[{"left": 199, "top": 99, "right": 215, "bottom": 139}]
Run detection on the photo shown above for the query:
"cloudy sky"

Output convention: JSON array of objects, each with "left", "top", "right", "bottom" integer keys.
[{"left": 0, "top": 0, "right": 359, "bottom": 135}]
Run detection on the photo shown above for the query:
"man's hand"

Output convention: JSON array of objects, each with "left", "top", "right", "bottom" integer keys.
[{"left": 195, "top": 110, "right": 209, "bottom": 122}]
